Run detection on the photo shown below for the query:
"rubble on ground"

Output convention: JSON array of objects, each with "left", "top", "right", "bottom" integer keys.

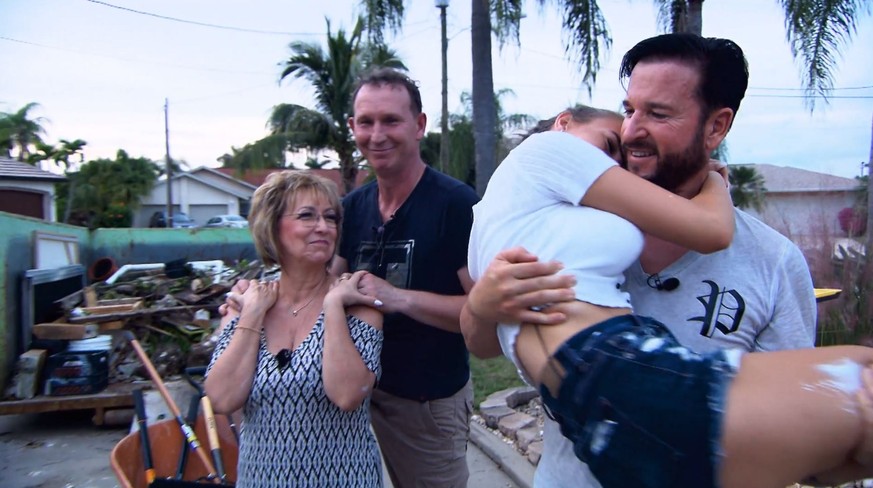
[{"left": 4, "top": 259, "right": 266, "bottom": 401}]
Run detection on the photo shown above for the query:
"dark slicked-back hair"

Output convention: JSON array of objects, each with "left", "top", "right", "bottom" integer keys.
[
  {"left": 524, "top": 104, "right": 622, "bottom": 140},
  {"left": 619, "top": 33, "right": 748, "bottom": 126},
  {"left": 351, "top": 67, "right": 422, "bottom": 115}
]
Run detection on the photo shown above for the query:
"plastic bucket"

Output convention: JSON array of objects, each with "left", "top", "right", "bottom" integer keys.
[{"left": 68, "top": 334, "right": 113, "bottom": 352}]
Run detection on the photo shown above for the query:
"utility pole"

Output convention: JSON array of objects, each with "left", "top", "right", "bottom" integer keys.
[
  {"left": 164, "top": 98, "right": 173, "bottom": 228},
  {"left": 436, "top": 0, "right": 450, "bottom": 174}
]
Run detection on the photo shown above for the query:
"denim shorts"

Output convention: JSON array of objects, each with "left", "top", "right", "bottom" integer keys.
[{"left": 539, "top": 314, "right": 738, "bottom": 488}]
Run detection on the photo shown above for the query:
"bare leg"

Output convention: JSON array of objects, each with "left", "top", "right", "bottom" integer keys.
[
  {"left": 719, "top": 346, "right": 873, "bottom": 488},
  {"left": 854, "top": 366, "right": 873, "bottom": 466},
  {"left": 797, "top": 365, "right": 873, "bottom": 486}
]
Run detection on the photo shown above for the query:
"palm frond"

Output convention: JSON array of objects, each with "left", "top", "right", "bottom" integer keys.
[
  {"left": 779, "top": 0, "right": 871, "bottom": 111},
  {"left": 357, "top": 0, "right": 405, "bottom": 44},
  {"left": 491, "top": 0, "right": 525, "bottom": 48},
  {"left": 559, "top": 0, "right": 612, "bottom": 94}
]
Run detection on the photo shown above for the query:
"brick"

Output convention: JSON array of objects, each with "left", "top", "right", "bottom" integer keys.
[
  {"left": 516, "top": 425, "right": 542, "bottom": 451},
  {"left": 505, "top": 386, "right": 539, "bottom": 408},
  {"left": 480, "top": 405, "right": 515, "bottom": 429},
  {"left": 479, "top": 396, "right": 510, "bottom": 410},
  {"left": 498, "top": 412, "right": 536, "bottom": 440},
  {"left": 527, "top": 440, "right": 543, "bottom": 465}
]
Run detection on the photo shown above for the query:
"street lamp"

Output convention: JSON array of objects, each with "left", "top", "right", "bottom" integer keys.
[{"left": 435, "top": 0, "right": 450, "bottom": 174}]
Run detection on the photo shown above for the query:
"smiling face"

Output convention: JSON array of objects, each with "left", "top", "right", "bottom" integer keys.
[
  {"left": 349, "top": 83, "right": 427, "bottom": 174},
  {"left": 621, "top": 60, "right": 710, "bottom": 193},
  {"left": 278, "top": 190, "right": 339, "bottom": 267}
]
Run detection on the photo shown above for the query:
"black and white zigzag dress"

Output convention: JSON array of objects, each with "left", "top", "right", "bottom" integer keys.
[{"left": 207, "top": 312, "right": 383, "bottom": 488}]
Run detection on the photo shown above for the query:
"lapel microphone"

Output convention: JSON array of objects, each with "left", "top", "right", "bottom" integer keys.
[{"left": 647, "top": 274, "right": 680, "bottom": 291}]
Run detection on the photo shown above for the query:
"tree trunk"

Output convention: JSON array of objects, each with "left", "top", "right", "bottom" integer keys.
[
  {"left": 338, "top": 147, "right": 358, "bottom": 195},
  {"left": 670, "top": 0, "right": 688, "bottom": 33},
  {"left": 471, "top": 0, "right": 497, "bottom": 197},
  {"left": 686, "top": 0, "right": 704, "bottom": 36}
]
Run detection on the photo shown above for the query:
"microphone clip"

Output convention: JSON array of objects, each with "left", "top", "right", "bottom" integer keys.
[{"left": 647, "top": 274, "right": 680, "bottom": 291}]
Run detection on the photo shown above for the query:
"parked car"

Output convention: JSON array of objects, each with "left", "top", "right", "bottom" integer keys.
[
  {"left": 203, "top": 214, "right": 249, "bottom": 229},
  {"left": 149, "top": 211, "right": 196, "bottom": 228}
]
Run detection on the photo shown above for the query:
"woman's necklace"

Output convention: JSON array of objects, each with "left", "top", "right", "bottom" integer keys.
[{"left": 289, "top": 274, "right": 327, "bottom": 317}]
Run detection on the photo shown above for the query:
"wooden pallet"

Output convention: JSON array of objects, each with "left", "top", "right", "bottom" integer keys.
[{"left": 0, "top": 382, "right": 138, "bottom": 425}]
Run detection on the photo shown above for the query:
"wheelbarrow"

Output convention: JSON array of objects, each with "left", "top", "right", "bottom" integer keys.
[{"left": 110, "top": 412, "right": 239, "bottom": 488}]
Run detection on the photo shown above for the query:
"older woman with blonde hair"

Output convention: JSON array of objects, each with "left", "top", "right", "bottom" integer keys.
[{"left": 205, "top": 171, "right": 384, "bottom": 487}]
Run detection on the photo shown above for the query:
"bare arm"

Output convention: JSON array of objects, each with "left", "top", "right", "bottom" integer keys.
[
  {"left": 583, "top": 167, "right": 734, "bottom": 253},
  {"left": 333, "top": 256, "right": 472, "bottom": 333},
  {"left": 205, "top": 280, "right": 278, "bottom": 414},
  {"left": 322, "top": 271, "right": 383, "bottom": 411},
  {"left": 461, "top": 247, "right": 576, "bottom": 358}
]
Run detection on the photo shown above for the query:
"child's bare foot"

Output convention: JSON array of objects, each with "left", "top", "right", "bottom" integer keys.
[{"left": 854, "top": 365, "right": 873, "bottom": 466}]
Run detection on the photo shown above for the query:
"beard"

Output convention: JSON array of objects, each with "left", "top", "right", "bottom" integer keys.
[{"left": 642, "top": 123, "right": 709, "bottom": 193}]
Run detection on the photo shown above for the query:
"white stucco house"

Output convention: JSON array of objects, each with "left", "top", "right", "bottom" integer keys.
[
  {"left": 0, "top": 157, "right": 67, "bottom": 222},
  {"left": 740, "top": 163, "right": 863, "bottom": 255},
  {"left": 136, "top": 167, "right": 257, "bottom": 227}
]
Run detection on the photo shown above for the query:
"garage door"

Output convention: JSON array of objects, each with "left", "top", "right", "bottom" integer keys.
[{"left": 0, "top": 189, "right": 45, "bottom": 219}]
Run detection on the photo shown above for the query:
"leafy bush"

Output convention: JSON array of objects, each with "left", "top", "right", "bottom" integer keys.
[{"left": 837, "top": 206, "right": 867, "bottom": 236}]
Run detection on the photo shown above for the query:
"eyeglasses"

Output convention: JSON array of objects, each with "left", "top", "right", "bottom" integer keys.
[{"left": 283, "top": 210, "right": 339, "bottom": 228}]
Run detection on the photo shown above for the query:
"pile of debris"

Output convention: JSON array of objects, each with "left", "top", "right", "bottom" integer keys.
[{"left": 8, "top": 259, "right": 266, "bottom": 400}]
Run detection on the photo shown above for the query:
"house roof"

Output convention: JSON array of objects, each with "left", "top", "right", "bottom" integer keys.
[
  {"left": 152, "top": 172, "right": 253, "bottom": 199},
  {"left": 739, "top": 163, "right": 860, "bottom": 193},
  {"left": 188, "top": 166, "right": 258, "bottom": 191},
  {"left": 213, "top": 167, "right": 369, "bottom": 195},
  {"left": 0, "top": 157, "right": 67, "bottom": 182}
]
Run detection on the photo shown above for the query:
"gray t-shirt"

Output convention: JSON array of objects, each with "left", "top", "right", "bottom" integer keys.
[{"left": 534, "top": 208, "right": 816, "bottom": 488}]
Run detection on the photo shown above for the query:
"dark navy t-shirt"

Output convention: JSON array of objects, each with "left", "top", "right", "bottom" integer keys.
[{"left": 339, "top": 166, "right": 479, "bottom": 401}]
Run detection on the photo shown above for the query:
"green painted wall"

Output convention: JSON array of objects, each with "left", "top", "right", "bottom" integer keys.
[{"left": 0, "top": 211, "right": 256, "bottom": 390}]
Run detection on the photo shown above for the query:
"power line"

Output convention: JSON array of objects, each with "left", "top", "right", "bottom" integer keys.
[
  {"left": 749, "top": 85, "right": 873, "bottom": 92},
  {"left": 746, "top": 94, "right": 873, "bottom": 99},
  {"left": 84, "top": 0, "right": 321, "bottom": 36},
  {"left": 0, "top": 35, "right": 274, "bottom": 76}
]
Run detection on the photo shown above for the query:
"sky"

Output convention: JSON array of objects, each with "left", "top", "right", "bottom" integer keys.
[{"left": 1, "top": 0, "right": 871, "bottom": 179}]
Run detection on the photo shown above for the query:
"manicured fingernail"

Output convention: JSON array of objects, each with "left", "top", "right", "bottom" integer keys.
[{"left": 374, "top": 299, "right": 384, "bottom": 307}]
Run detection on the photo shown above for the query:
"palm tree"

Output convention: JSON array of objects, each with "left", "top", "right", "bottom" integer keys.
[
  {"left": 0, "top": 102, "right": 49, "bottom": 163},
  {"left": 728, "top": 165, "right": 767, "bottom": 212},
  {"left": 357, "top": 0, "right": 609, "bottom": 196},
  {"left": 428, "top": 89, "right": 535, "bottom": 186},
  {"left": 52, "top": 138, "right": 87, "bottom": 170},
  {"left": 227, "top": 18, "right": 405, "bottom": 193},
  {"left": 359, "top": 0, "right": 869, "bottom": 193},
  {"left": 61, "top": 150, "right": 160, "bottom": 229}
]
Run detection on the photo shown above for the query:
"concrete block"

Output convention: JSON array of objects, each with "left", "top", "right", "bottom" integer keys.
[
  {"left": 14, "top": 349, "right": 47, "bottom": 399},
  {"left": 498, "top": 412, "right": 536, "bottom": 440},
  {"left": 505, "top": 386, "right": 539, "bottom": 408},
  {"left": 527, "top": 440, "right": 543, "bottom": 465},
  {"left": 129, "top": 379, "right": 197, "bottom": 432},
  {"left": 479, "top": 395, "right": 509, "bottom": 410},
  {"left": 480, "top": 405, "right": 515, "bottom": 429},
  {"left": 516, "top": 425, "right": 542, "bottom": 451}
]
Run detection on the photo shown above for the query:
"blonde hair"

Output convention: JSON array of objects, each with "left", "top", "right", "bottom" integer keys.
[{"left": 248, "top": 171, "right": 342, "bottom": 268}]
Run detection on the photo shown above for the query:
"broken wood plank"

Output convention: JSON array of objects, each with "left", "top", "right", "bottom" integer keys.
[
  {"left": 33, "top": 322, "right": 99, "bottom": 340},
  {"left": 66, "top": 305, "right": 218, "bottom": 324},
  {"left": 80, "top": 300, "right": 142, "bottom": 315}
]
